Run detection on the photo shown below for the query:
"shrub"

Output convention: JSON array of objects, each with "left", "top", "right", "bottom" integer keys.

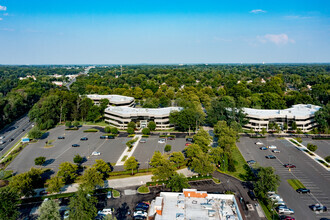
[
  {"left": 307, "top": 143, "right": 317, "bottom": 152},
  {"left": 65, "top": 121, "right": 72, "bottom": 127},
  {"left": 148, "top": 121, "right": 156, "bottom": 131},
  {"left": 104, "top": 126, "right": 111, "bottom": 133},
  {"left": 28, "top": 127, "right": 43, "bottom": 139},
  {"left": 295, "top": 137, "right": 302, "bottom": 143},
  {"left": 325, "top": 156, "right": 330, "bottom": 163},
  {"left": 127, "top": 122, "right": 136, "bottom": 129},
  {"left": 127, "top": 127, "right": 134, "bottom": 134},
  {"left": 73, "top": 121, "right": 80, "bottom": 127},
  {"left": 164, "top": 145, "right": 171, "bottom": 152},
  {"left": 73, "top": 154, "right": 83, "bottom": 164},
  {"left": 142, "top": 128, "right": 150, "bottom": 135},
  {"left": 35, "top": 157, "right": 46, "bottom": 165},
  {"left": 110, "top": 127, "right": 118, "bottom": 134}
]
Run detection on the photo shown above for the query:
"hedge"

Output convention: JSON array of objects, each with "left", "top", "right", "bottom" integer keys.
[{"left": 83, "top": 129, "right": 99, "bottom": 132}]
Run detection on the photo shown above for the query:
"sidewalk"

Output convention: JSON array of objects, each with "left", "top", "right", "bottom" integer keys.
[{"left": 35, "top": 168, "right": 196, "bottom": 195}]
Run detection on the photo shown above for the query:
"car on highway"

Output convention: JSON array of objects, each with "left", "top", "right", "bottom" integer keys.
[
  {"left": 284, "top": 164, "right": 296, "bottom": 168},
  {"left": 266, "top": 155, "right": 276, "bottom": 159},
  {"left": 9, "top": 138, "right": 14, "bottom": 142},
  {"left": 296, "top": 188, "right": 310, "bottom": 194},
  {"left": 247, "top": 160, "right": 256, "bottom": 165},
  {"left": 255, "top": 141, "right": 263, "bottom": 145},
  {"left": 309, "top": 204, "right": 327, "bottom": 212},
  {"left": 272, "top": 149, "right": 280, "bottom": 153},
  {"left": 268, "top": 145, "right": 277, "bottom": 149},
  {"left": 260, "top": 147, "right": 268, "bottom": 150},
  {"left": 80, "top": 137, "right": 88, "bottom": 141},
  {"left": 92, "top": 151, "right": 101, "bottom": 156},
  {"left": 158, "top": 139, "right": 166, "bottom": 144},
  {"left": 72, "top": 144, "right": 80, "bottom": 147},
  {"left": 100, "top": 136, "right": 107, "bottom": 139},
  {"left": 248, "top": 190, "right": 257, "bottom": 201},
  {"left": 280, "top": 216, "right": 295, "bottom": 220},
  {"left": 58, "top": 136, "right": 65, "bottom": 139},
  {"left": 0, "top": 136, "right": 5, "bottom": 140},
  {"left": 140, "top": 139, "right": 147, "bottom": 143},
  {"left": 277, "top": 207, "right": 294, "bottom": 215},
  {"left": 0, "top": 140, "right": 6, "bottom": 145}
]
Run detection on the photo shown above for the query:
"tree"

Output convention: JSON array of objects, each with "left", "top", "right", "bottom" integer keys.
[
  {"left": 46, "top": 176, "right": 65, "bottom": 194},
  {"left": 57, "top": 162, "right": 78, "bottom": 184},
  {"left": 37, "top": 199, "right": 61, "bottom": 220},
  {"left": 150, "top": 151, "right": 165, "bottom": 168},
  {"left": 164, "top": 144, "right": 171, "bottom": 152},
  {"left": 254, "top": 167, "right": 280, "bottom": 199},
  {"left": 283, "top": 123, "right": 288, "bottom": 131},
  {"left": 184, "top": 144, "right": 203, "bottom": 165},
  {"left": 104, "top": 126, "right": 111, "bottom": 133},
  {"left": 193, "top": 128, "right": 212, "bottom": 153},
  {"left": 65, "top": 121, "right": 72, "bottom": 128},
  {"left": 170, "top": 152, "right": 185, "bottom": 168},
  {"left": 9, "top": 170, "right": 39, "bottom": 197},
  {"left": 261, "top": 127, "right": 267, "bottom": 136},
  {"left": 81, "top": 167, "right": 104, "bottom": 190},
  {"left": 142, "top": 127, "right": 150, "bottom": 135},
  {"left": 68, "top": 187, "right": 98, "bottom": 220},
  {"left": 124, "top": 156, "right": 139, "bottom": 175},
  {"left": 214, "top": 121, "right": 238, "bottom": 151},
  {"left": 127, "top": 127, "right": 134, "bottom": 134},
  {"left": 110, "top": 127, "right": 118, "bottom": 134},
  {"left": 291, "top": 121, "right": 297, "bottom": 130},
  {"left": 28, "top": 126, "right": 43, "bottom": 139},
  {"left": 93, "top": 159, "right": 112, "bottom": 179},
  {"left": 190, "top": 153, "right": 215, "bottom": 175},
  {"left": 35, "top": 156, "right": 46, "bottom": 165},
  {"left": 148, "top": 121, "right": 156, "bottom": 131},
  {"left": 73, "top": 121, "right": 80, "bottom": 128},
  {"left": 315, "top": 103, "right": 330, "bottom": 133},
  {"left": 167, "top": 173, "right": 190, "bottom": 192},
  {"left": 325, "top": 156, "right": 330, "bottom": 163},
  {"left": 152, "top": 160, "right": 175, "bottom": 182},
  {"left": 169, "top": 108, "right": 205, "bottom": 132},
  {"left": 307, "top": 143, "right": 317, "bottom": 152},
  {"left": 0, "top": 187, "right": 20, "bottom": 220},
  {"left": 127, "top": 121, "right": 136, "bottom": 129},
  {"left": 144, "top": 89, "right": 154, "bottom": 98},
  {"left": 73, "top": 154, "right": 83, "bottom": 164}
]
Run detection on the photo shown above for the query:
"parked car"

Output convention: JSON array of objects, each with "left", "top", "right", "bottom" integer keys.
[
  {"left": 269, "top": 194, "right": 281, "bottom": 199},
  {"left": 58, "top": 136, "right": 65, "bottom": 139},
  {"left": 80, "top": 137, "right": 88, "bottom": 141},
  {"left": 0, "top": 136, "right": 5, "bottom": 140},
  {"left": 260, "top": 147, "right": 268, "bottom": 150},
  {"left": 107, "top": 135, "right": 115, "bottom": 139},
  {"left": 284, "top": 164, "right": 296, "bottom": 168},
  {"left": 296, "top": 188, "right": 310, "bottom": 194},
  {"left": 268, "top": 145, "right": 277, "bottom": 149},
  {"left": 271, "top": 196, "right": 283, "bottom": 202},
  {"left": 275, "top": 201, "right": 286, "bottom": 206},
  {"left": 248, "top": 190, "right": 257, "bottom": 201},
  {"left": 186, "top": 138, "right": 193, "bottom": 142},
  {"left": 277, "top": 207, "right": 294, "bottom": 215},
  {"left": 280, "top": 215, "right": 295, "bottom": 220},
  {"left": 267, "top": 191, "right": 276, "bottom": 196},
  {"left": 63, "top": 210, "right": 69, "bottom": 219},
  {"left": 0, "top": 140, "right": 6, "bottom": 145},
  {"left": 92, "top": 151, "right": 101, "bottom": 156},
  {"left": 39, "top": 190, "right": 49, "bottom": 195},
  {"left": 133, "top": 216, "right": 146, "bottom": 220},
  {"left": 100, "top": 136, "right": 107, "bottom": 139},
  {"left": 266, "top": 155, "right": 276, "bottom": 159},
  {"left": 133, "top": 211, "right": 147, "bottom": 217},
  {"left": 135, "top": 202, "right": 149, "bottom": 211},
  {"left": 272, "top": 149, "right": 280, "bottom": 153},
  {"left": 158, "top": 139, "right": 166, "bottom": 144},
  {"left": 107, "top": 191, "right": 112, "bottom": 199},
  {"left": 9, "top": 138, "right": 14, "bottom": 142},
  {"left": 72, "top": 144, "right": 80, "bottom": 147},
  {"left": 185, "top": 143, "right": 192, "bottom": 146},
  {"left": 247, "top": 160, "right": 256, "bottom": 165},
  {"left": 140, "top": 139, "right": 147, "bottom": 143},
  {"left": 167, "top": 136, "right": 175, "bottom": 140},
  {"left": 309, "top": 204, "right": 327, "bottom": 212},
  {"left": 98, "top": 208, "right": 112, "bottom": 216},
  {"left": 255, "top": 141, "right": 263, "bottom": 145}
]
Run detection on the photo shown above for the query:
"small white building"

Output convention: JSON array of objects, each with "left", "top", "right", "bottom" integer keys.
[
  {"left": 149, "top": 189, "right": 243, "bottom": 220},
  {"left": 243, "top": 104, "right": 321, "bottom": 132}
]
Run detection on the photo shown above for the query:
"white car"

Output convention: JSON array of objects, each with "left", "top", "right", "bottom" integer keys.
[
  {"left": 158, "top": 139, "right": 166, "bottom": 144},
  {"left": 267, "top": 191, "right": 276, "bottom": 195},
  {"left": 255, "top": 141, "right": 263, "bottom": 145},
  {"left": 269, "top": 194, "right": 281, "bottom": 199},
  {"left": 275, "top": 201, "right": 286, "bottom": 206},
  {"left": 0, "top": 136, "right": 5, "bottom": 140},
  {"left": 268, "top": 145, "right": 277, "bottom": 149},
  {"left": 278, "top": 208, "right": 294, "bottom": 215},
  {"left": 272, "top": 149, "right": 280, "bottom": 153},
  {"left": 92, "top": 151, "right": 101, "bottom": 156},
  {"left": 63, "top": 210, "right": 69, "bottom": 219},
  {"left": 107, "top": 191, "right": 112, "bottom": 199},
  {"left": 98, "top": 208, "right": 112, "bottom": 215},
  {"left": 134, "top": 210, "right": 147, "bottom": 217},
  {"left": 270, "top": 196, "right": 283, "bottom": 202}
]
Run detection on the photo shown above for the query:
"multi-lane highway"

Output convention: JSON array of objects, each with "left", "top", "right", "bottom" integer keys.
[{"left": 0, "top": 115, "right": 33, "bottom": 158}]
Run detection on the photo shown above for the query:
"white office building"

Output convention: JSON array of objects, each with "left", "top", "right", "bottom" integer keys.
[
  {"left": 148, "top": 189, "right": 244, "bottom": 220},
  {"left": 86, "top": 94, "right": 135, "bottom": 107},
  {"left": 104, "top": 106, "right": 183, "bottom": 130},
  {"left": 243, "top": 104, "right": 321, "bottom": 132}
]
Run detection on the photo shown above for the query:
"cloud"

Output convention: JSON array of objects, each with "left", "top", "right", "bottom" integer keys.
[
  {"left": 283, "top": 15, "right": 313, "bottom": 20},
  {"left": 257, "top": 34, "right": 295, "bottom": 45},
  {"left": 0, "top": 5, "right": 7, "bottom": 11},
  {"left": 0, "top": 28, "right": 14, "bottom": 31},
  {"left": 0, "top": 18, "right": 2, "bottom": 21},
  {"left": 250, "top": 9, "right": 266, "bottom": 14},
  {"left": 3, "top": 13, "right": 8, "bottom": 16}
]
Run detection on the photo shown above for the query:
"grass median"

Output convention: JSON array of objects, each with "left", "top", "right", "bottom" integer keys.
[{"left": 287, "top": 179, "right": 305, "bottom": 190}]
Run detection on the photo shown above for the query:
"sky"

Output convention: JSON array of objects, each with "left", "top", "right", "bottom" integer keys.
[{"left": 0, "top": 0, "right": 329, "bottom": 64}]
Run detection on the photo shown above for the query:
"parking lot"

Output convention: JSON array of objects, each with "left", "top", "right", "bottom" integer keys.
[
  {"left": 301, "top": 138, "right": 330, "bottom": 160},
  {"left": 6, "top": 126, "right": 188, "bottom": 174},
  {"left": 237, "top": 136, "right": 330, "bottom": 220}
]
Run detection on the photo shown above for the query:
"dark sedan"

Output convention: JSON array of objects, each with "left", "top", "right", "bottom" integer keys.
[
  {"left": 296, "top": 188, "right": 310, "bottom": 194},
  {"left": 80, "top": 137, "right": 88, "bottom": 141},
  {"left": 266, "top": 155, "right": 276, "bottom": 159},
  {"left": 72, "top": 144, "right": 80, "bottom": 147},
  {"left": 58, "top": 136, "right": 65, "bottom": 139},
  {"left": 284, "top": 164, "right": 296, "bottom": 168},
  {"left": 309, "top": 204, "right": 327, "bottom": 212}
]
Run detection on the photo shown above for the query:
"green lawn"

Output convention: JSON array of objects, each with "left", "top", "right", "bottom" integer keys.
[
  {"left": 112, "top": 189, "right": 120, "bottom": 198},
  {"left": 287, "top": 179, "right": 305, "bottom": 190},
  {"left": 83, "top": 128, "right": 99, "bottom": 132},
  {"left": 258, "top": 199, "right": 280, "bottom": 220},
  {"left": 82, "top": 121, "right": 108, "bottom": 127},
  {"left": 137, "top": 186, "right": 150, "bottom": 193},
  {"left": 223, "top": 144, "right": 248, "bottom": 180}
]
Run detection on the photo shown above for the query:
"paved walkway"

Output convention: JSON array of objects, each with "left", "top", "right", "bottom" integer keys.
[{"left": 116, "top": 135, "right": 142, "bottom": 166}]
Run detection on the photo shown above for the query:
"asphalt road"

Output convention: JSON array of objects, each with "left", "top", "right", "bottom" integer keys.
[
  {"left": 237, "top": 136, "right": 330, "bottom": 220},
  {"left": 301, "top": 138, "right": 330, "bottom": 159},
  {"left": 0, "top": 115, "right": 33, "bottom": 158}
]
